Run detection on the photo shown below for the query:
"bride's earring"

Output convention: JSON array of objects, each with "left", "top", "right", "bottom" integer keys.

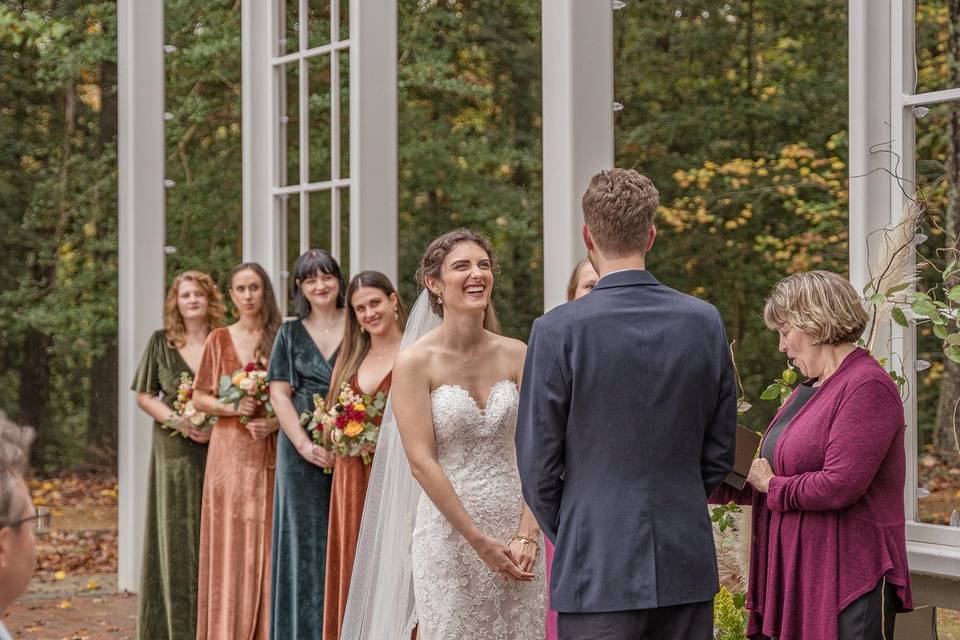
[
  {"left": 393, "top": 307, "right": 399, "bottom": 321},
  {"left": 435, "top": 290, "right": 443, "bottom": 305}
]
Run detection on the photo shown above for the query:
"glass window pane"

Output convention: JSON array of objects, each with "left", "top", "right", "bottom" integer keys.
[
  {"left": 339, "top": 0, "right": 349, "bottom": 42},
  {"left": 915, "top": 99, "right": 960, "bottom": 525},
  {"left": 339, "top": 50, "right": 349, "bottom": 179},
  {"left": 309, "top": 0, "right": 332, "bottom": 50},
  {"left": 309, "top": 55, "right": 333, "bottom": 183},
  {"left": 285, "top": 193, "right": 301, "bottom": 314},
  {"left": 915, "top": 0, "right": 960, "bottom": 94},
  {"left": 284, "top": 0, "right": 300, "bottom": 55},
  {"left": 310, "top": 190, "right": 333, "bottom": 254},
  {"left": 283, "top": 63, "right": 300, "bottom": 187}
]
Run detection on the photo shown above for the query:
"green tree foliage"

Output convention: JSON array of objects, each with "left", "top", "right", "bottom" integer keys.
[
  {"left": 396, "top": 0, "right": 543, "bottom": 338},
  {"left": 0, "top": 1, "right": 118, "bottom": 466},
  {"left": 614, "top": 0, "right": 848, "bottom": 425}
]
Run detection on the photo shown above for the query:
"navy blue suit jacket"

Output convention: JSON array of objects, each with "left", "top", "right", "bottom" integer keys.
[{"left": 516, "top": 269, "right": 737, "bottom": 612}]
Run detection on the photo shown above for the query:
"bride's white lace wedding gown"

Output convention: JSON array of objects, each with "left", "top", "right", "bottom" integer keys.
[{"left": 411, "top": 379, "right": 546, "bottom": 640}]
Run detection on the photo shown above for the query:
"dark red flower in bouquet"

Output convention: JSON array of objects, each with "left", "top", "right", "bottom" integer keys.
[{"left": 244, "top": 362, "right": 258, "bottom": 372}]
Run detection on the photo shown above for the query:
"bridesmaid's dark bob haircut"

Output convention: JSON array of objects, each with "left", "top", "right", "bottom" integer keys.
[{"left": 291, "top": 249, "right": 346, "bottom": 317}]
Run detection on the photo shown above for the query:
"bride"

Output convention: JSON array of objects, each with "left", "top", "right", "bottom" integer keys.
[{"left": 341, "top": 229, "right": 545, "bottom": 640}]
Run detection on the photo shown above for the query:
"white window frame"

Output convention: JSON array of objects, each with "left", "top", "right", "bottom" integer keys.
[
  {"left": 271, "top": 0, "right": 352, "bottom": 313},
  {"left": 246, "top": 0, "right": 398, "bottom": 308},
  {"left": 851, "top": 0, "right": 960, "bottom": 577}
]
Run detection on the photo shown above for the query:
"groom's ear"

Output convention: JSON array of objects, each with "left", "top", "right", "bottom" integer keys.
[
  {"left": 581, "top": 224, "right": 595, "bottom": 252},
  {"left": 645, "top": 225, "right": 657, "bottom": 253}
]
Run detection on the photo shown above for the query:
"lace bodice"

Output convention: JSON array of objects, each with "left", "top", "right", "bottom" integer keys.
[{"left": 411, "top": 379, "right": 545, "bottom": 640}]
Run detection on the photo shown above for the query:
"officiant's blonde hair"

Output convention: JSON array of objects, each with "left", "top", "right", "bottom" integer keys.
[
  {"left": 582, "top": 169, "right": 659, "bottom": 256},
  {"left": 763, "top": 271, "right": 868, "bottom": 345}
]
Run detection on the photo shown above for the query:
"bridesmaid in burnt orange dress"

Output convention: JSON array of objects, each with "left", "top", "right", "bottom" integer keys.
[
  {"left": 192, "top": 263, "right": 283, "bottom": 640},
  {"left": 322, "top": 271, "right": 406, "bottom": 640}
]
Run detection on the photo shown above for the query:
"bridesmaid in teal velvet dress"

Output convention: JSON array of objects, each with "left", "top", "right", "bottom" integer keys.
[
  {"left": 268, "top": 249, "right": 345, "bottom": 640},
  {"left": 131, "top": 271, "right": 225, "bottom": 640}
]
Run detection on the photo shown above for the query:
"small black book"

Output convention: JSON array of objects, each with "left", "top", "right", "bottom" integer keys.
[{"left": 723, "top": 425, "right": 762, "bottom": 490}]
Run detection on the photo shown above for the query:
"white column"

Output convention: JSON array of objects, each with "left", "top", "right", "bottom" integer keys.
[
  {"left": 541, "top": 0, "right": 614, "bottom": 312},
  {"left": 849, "top": 0, "right": 923, "bottom": 526},
  {"left": 847, "top": 0, "right": 892, "bottom": 297},
  {"left": 243, "top": 0, "right": 283, "bottom": 291},
  {"left": 349, "top": 0, "right": 398, "bottom": 283},
  {"left": 117, "top": 0, "right": 165, "bottom": 592}
]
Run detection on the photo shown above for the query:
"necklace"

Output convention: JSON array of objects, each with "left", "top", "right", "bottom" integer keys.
[{"left": 308, "top": 319, "right": 340, "bottom": 335}]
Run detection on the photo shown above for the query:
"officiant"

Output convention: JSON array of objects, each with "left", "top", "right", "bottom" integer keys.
[{"left": 713, "top": 270, "right": 912, "bottom": 640}]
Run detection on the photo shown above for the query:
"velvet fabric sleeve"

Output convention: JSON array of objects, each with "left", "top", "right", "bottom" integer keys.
[
  {"left": 193, "top": 329, "right": 223, "bottom": 395},
  {"left": 516, "top": 317, "right": 569, "bottom": 544},
  {"left": 132, "top": 330, "right": 164, "bottom": 395},
  {"left": 766, "top": 379, "right": 902, "bottom": 512},
  {"left": 267, "top": 321, "right": 297, "bottom": 387}
]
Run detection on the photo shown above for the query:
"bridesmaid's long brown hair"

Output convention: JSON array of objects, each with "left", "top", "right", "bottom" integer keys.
[
  {"left": 228, "top": 262, "right": 283, "bottom": 363},
  {"left": 326, "top": 271, "right": 407, "bottom": 407}
]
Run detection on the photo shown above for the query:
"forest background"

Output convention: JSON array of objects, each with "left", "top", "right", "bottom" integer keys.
[{"left": 0, "top": 0, "right": 957, "bottom": 470}]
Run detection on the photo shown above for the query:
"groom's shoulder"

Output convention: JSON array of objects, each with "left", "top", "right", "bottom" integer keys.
[{"left": 661, "top": 285, "right": 723, "bottom": 319}]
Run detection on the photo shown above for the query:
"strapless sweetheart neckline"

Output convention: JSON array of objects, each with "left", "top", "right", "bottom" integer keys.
[{"left": 430, "top": 379, "right": 516, "bottom": 414}]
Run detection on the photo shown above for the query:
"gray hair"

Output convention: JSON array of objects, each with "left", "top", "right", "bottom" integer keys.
[{"left": 0, "top": 412, "right": 34, "bottom": 527}]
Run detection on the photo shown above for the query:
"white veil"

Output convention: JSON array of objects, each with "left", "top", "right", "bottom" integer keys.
[{"left": 340, "top": 290, "right": 441, "bottom": 639}]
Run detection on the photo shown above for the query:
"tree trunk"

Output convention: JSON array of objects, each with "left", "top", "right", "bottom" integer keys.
[
  {"left": 933, "top": 0, "right": 960, "bottom": 463},
  {"left": 87, "top": 342, "right": 118, "bottom": 454},
  {"left": 17, "top": 328, "right": 51, "bottom": 466}
]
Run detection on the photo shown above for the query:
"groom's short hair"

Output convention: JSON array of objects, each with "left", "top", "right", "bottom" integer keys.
[{"left": 582, "top": 169, "right": 659, "bottom": 256}]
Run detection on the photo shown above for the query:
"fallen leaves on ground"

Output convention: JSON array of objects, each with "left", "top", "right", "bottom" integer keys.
[{"left": 28, "top": 474, "right": 118, "bottom": 580}]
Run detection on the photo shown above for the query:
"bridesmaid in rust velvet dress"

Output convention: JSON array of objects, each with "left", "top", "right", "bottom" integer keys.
[
  {"left": 192, "top": 263, "right": 283, "bottom": 640},
  {"left": 322, "top": 271, "right": 406, "bottom": 640}
]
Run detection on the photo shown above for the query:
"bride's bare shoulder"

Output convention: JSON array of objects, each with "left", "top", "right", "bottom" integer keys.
[
  {"left": 394, "top": 331, "right": 442, "bottom": 382},
  {"left": 488, "top": 332, "right": 527, "bottom": 362}
]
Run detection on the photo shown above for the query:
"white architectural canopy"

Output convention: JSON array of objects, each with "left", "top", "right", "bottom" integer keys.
[{"left": 119, "top": 0, "right": 960, "bottom": 605}]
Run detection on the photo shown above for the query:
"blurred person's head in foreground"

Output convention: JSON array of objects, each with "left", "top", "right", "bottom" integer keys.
[{"left": 0, "top": 413, "right": 38, "bottom": 618}]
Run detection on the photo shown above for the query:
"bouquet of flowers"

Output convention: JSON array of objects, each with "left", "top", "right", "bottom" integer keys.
[
  {"left": 219, "top": 362, "right": 274, "bottom": 424},
  {"left": 300, "top": 381, "right": 386, "bottom": 468},
  {"left": 163, "top": 372, "right": 216, "bottom": 436}
]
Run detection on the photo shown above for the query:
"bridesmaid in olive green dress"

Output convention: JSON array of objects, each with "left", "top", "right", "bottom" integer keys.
[
  {"left": 268, "top": 249, "right": 345, "bottom": 640},
  {"left": 131, "top": 270, "right": 226, "bottom": 640}
]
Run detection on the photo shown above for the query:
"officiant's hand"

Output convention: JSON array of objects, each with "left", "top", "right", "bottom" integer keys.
[
  {"left": 747, "top": 457, "right": 775, "bottom": 493},
  {"left": 473, "top": 535, "right": 534, "bottom": 581}
]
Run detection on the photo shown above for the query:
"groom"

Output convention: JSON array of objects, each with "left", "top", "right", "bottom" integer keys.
[{"left": 516, "top": 169, "right": 737, "bottom": 639}]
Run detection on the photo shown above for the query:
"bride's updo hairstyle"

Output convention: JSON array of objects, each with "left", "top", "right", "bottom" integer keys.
[{"left": 416, "top": 228, "right": 501, "bottom": 333}]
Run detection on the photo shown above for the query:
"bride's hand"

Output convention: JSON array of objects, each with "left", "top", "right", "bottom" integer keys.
[
  {"left": 508, "top": 537, "right": 538, "bottom": 574},
  {"left": 472, "top": 535, "right": 534, "bottom": 582}
]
